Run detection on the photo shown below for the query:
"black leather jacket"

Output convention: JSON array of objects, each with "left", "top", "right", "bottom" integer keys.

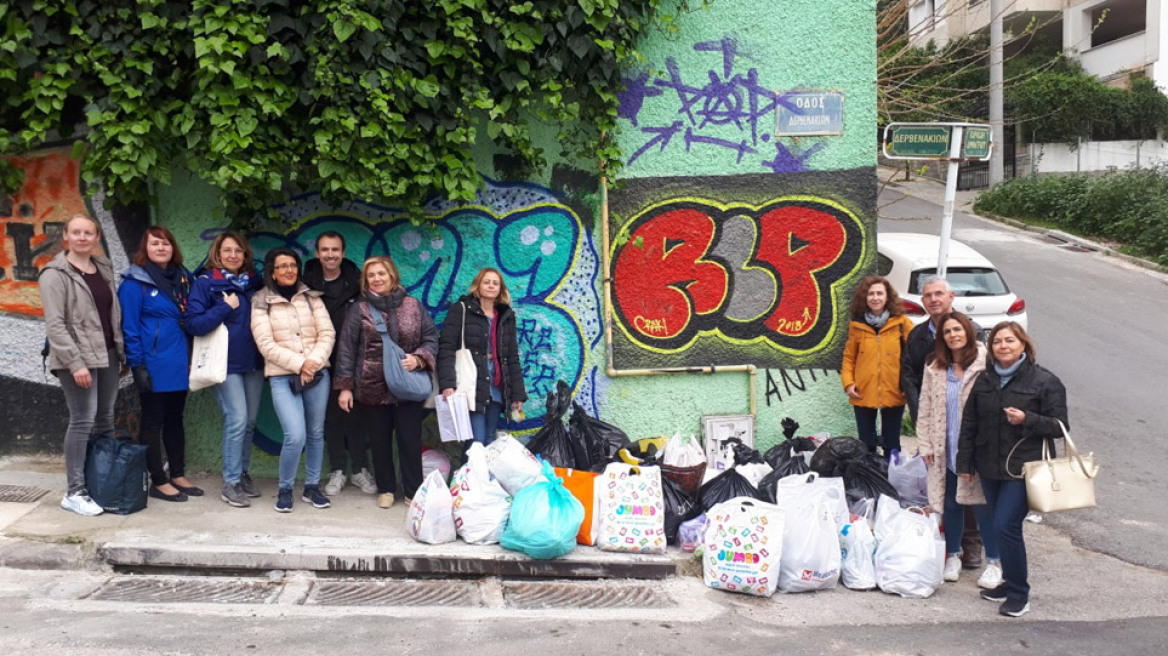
[{"left": 437, "top": 295, "right": 527, "bottom": 411}]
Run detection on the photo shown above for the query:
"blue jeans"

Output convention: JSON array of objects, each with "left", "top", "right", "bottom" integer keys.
[
  {"left": 212, "top": 370, "right": 264, "bottom": 485},
  {"left": 469, "top": 400, "right": 504, "bottom": 447},
  {"left": 269, "top": 371, "right": 329, "bottom": 490},
  {"left": 981, "top": 478, "right": 1031, "bottom": 602},
  {"left": 853, "top": 405, "right": 904, "bottom": 458},
  {"left": 944, "top": 469, "right": 1000, "bottom": 561}
]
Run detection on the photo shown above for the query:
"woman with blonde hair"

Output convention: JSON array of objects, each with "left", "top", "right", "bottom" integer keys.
[
  {"left": 186, "top": 231, "right": 265, "bottom": 508},
  {"left": 840, "top": 275, "right": 913, "bottom": 458},
  {"left": 39, "top": 215, "right": 125, "bottom": 516},
  {"left": 438, "top": 267, "right": 527, "bottom": 446},
  {"left": 333, "top": 256, "right": 437, "bottom": 509}
]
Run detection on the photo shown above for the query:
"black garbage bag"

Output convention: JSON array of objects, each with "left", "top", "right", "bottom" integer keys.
[
  {"left": 662, "top": 476, "right": 696, "bottom": 544},
  {"left": 526, "top": 381, "right": 585, "bottom": 469},
  {"left": 842, "top": 455, "right": 900, "bottom": 506},
  {"left": 694, "top": 468, "right": 761, "bottom": 515},
  {"left": 757, "top": 468, "right": 782, "bottom": 504},
  {"left": 621, "top": 439, "right": 664, "bottom": 465},
  {"left": 762, "top": 438, "right": 815, "bottom": 476},
  {"left": 810, "top": 436, "right": 869, "bottom": 477},
  {"left": 569, "top": 401, "right": 631, "bottom": 472},
  {"left": 781, "top": 417, "right": 800, "bottom": 440},
  {"left": 725, "top": 437, "right": 765, "bottom": 466}
]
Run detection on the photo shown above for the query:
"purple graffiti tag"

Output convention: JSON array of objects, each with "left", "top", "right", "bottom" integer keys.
[
  {"left": 618, "top": 71, "right": 664, "bottom": 128},
  {"left": 694, "top": 37, "right": 740, "bottom": 79},
  {"left": 684, "top": 128, "right": 756, "bottom": 164},
  {"left": 761, "top": 141, "right": 827, "bottom": 173},
  {"left": 627, "top": 121, "right": 685, "bottom": 165}
]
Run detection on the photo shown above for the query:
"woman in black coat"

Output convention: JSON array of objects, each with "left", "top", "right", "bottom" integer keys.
[
  {"left": 956, "top": 321, "right": 1068, "bottom": 619},
  {"left": 438, "top": 267, "right": 527, "bottom": 446}
]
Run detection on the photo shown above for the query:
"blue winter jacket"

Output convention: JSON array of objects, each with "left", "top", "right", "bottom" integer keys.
[
  {"left": 118, "top": 264, "right": 193, "bottom": 392},
  {"left": 185, "top": 266, "right": 263, "bottom": 375}
]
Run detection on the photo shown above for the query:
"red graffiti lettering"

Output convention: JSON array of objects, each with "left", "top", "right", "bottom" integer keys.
[{"left": 755, "top": 204, "right": 847, "bottom": 337}]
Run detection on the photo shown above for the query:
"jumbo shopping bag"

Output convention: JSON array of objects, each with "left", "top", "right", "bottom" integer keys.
[
  {"left": 188, "top": 324, "right": 228, "bottom": 391},
  {"left": 451, "top": 443, "right": 512, "bottom": 544},
  {"left": 499, "top": 461, "right": 584, "bottom": 560},
  {"left": 369, "top": 305, "right": 433, "bottom": 402},
  {"left": 597, "top": 462, "right": 666, "bottom": 554},
  {"left": 554, "top": 466, "right": 599, "bottom": 545},
  {"left": 406, "top": 470, "right": 457, "bottom": 544},
  {"left": 777, "top": 495, "right": 841, "bottom": 593},
  {"left": 485, "top": 433, "right": 544, "bottom": 496},
  {"left": 85, "top": 434, "right": 148, "bottom": 515},
  {"left": 703, "top": 498, "right": 785, "bottom": 597},
  {"left": 873, "top": 495, "right": 945, "bottom": 599}
]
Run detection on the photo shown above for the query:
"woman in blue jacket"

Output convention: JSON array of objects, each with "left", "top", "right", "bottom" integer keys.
[
  {"left": 185, "top": 231, "right": 264, "bottom": 509},
  {"left": 119, "top": 226, "right": 196, "bottom": 502}
]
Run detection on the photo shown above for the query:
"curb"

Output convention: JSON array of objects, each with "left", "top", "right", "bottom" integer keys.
[
  {"left": 974, "top": 211, "right": 1168, "bottom": 274},
  {"left": 0, "top": 536, "right": 99, "bottom": 571}
]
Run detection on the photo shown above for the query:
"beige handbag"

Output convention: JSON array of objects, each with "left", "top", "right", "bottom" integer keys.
[{"left": 1008, "top": 421, "right": 1098, "bottom": 513}]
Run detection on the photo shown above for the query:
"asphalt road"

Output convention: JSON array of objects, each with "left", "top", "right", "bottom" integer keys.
[{"left": 878, "top": 184, "right": 1168, "bottom": 571}]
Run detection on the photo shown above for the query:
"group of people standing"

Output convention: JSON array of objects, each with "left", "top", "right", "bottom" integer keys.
[
  {"left": 841, "top": 274, "right": 1068, "bottom": 618},
  {"left": 40, "top": 216, "right": 527, "bottom": 518}
]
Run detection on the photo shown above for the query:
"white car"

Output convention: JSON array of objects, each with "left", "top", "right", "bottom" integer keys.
[{"left": 876, "top": 233, "right": 1027, "bottom": 336}]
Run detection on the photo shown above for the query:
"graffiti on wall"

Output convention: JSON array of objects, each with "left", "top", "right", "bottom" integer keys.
[
  {"left": 608, "top": 170, "right": 874, "bottom": 369},
  {"left": 209, "top": 179, "right": 603, "bottom": 451},
  {"left": 619, "top": 36, "right": 829, "bottom": 172}
]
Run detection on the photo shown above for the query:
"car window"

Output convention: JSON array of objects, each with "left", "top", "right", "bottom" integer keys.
[
  {"left": 909, "top": 267, "right": 1010, "bottom": 296},
  {"left": 876, "top": 253, "right": 893, "bottom": 277}
]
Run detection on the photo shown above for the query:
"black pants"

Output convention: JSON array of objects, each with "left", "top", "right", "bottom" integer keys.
[
  {"left": 353, "top": 400, "right": 424, "bottom": 499},
  {"left": 139, "top": 390, "right": 188, "bottom": 486},
  {"left": 325, "top": 388, "right": 368, "bottom": 473}
]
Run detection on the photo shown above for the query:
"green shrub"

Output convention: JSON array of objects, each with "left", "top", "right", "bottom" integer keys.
[{"left": 974, "top": 169, "right": 1168, "bottom": 265}]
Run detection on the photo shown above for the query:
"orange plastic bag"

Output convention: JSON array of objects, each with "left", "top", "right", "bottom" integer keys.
[{"left": 555, "top": 467, "right": 599, "bottom": 545}]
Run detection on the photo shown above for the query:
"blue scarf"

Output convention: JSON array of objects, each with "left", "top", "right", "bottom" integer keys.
[
  {"left": 993, "top": 353, "right": 1027, "bottom": 388},
  {"left": 222, "top": 269, "right": 251, "bottom": 291},
  {"left": 864, "top": 310, "right": 889, "bottom": 330}
]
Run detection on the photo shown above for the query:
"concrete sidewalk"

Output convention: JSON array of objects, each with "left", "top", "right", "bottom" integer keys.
[{"left": 0, "top": 455, "right": 675, "bottom": 578}]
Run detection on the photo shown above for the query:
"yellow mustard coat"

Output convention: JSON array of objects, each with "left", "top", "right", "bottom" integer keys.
[{"left": 840, "top": 314, "right": 913, "bottom": 409}]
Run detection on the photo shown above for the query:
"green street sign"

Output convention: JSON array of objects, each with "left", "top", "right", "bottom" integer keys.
[
  {"left": 962, "top": 126, "right": 993, "bottom": 160},
  {"left": 885, "top": 125, "right": 952, "bottom": 159}
]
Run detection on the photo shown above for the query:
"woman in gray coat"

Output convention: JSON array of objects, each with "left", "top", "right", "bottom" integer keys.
[{"left": 39, "top": 215, "right": 126, "bottom": 516}]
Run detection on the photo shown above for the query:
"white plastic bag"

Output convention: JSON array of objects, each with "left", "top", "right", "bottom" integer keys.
[
  {"left": 840, "top": 512, "right": 878, "bottom": 590},
  {"left": 188, "top": 324, "right": 228, "bottom": 391},
  {"left": 454, "top": 302, "right": 478, "bottom": 412},
  {"left": 888, "top": 451, "right": 929, "bottom": 507},
  {"left": 873, "top": 495, "right": 945, "bottom": 598},
  {"left": 406, "top": 470, "right": 457, "bottom": 544},
  {"left": 736, "top": 461, "right": 773, "bottom": 488},
  {"left": 422, "top": 449, "right": 452, "bottom": 483},
  {"left": 484, "top": 433, "right": 543, "bottom": 496},
  {"left": 703, "top": 498, "right": 785, "bottom": 597},
  {"left": 597, "top": 463, "right": 666, "bottom": 554},
  {"left": 775, "top": 472, "right": 849, "bottom": 531},
  {"left": 778, "top": 496, "right": 841, "bottom": 593},
  {"left": 450, "top": 443, "right": 512, "bottom": 545},
  {"left": 662, "top": 432, "right": 706, "bottom": 468}
]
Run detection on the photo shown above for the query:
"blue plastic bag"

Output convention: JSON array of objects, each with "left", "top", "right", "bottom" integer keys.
[{"left": 499, "top": 461, "right": 585, "bottom": 560}]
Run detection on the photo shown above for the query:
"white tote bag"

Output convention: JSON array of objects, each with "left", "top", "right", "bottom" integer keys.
[
  {"left": 188, "top": 324, "right": 229, "bottom": 391},
  {"left": 454, "top": 302, "right": 478, "bottom": 412}
]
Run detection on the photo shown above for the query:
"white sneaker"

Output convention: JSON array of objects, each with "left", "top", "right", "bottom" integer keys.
[
  {"left": 943, "top": 555, "right": 962, "bottom": 582},
  {"left": 978, "top": 562, "right": 1003, "bottom": 589},
  {"left": 324, "top": 470, "right": 346, "bottom": 496},
  {"left": 61, "top": 491, "right": 103, "bottom": 516},
  {"left": 352, "top": 468, "right": 377, "bottom": 494}
]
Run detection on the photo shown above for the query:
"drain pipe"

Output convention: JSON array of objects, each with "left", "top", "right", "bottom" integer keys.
[{"left": 599, "top": 177, "right": 758, "bottom": 418}]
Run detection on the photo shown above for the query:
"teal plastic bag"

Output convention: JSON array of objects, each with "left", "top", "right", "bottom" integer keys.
[{"left": 500, "top": 461, "right": 585, "bottom": 560}]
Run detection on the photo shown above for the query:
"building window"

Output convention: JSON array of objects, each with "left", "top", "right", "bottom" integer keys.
[{"left": 1089, "top": 0, "right": 1146, "bottom": 48}]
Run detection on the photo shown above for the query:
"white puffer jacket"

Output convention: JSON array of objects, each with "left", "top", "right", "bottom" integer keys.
[{"left": 250, "top": 283, "right": 335, "bottom": 377}]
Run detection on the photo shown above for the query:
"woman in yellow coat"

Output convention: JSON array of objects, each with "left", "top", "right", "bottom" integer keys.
[{"left": 841, "top": 275, "right": 913, "bottom": 458}]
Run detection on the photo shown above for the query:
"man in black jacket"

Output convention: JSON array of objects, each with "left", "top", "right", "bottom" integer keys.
[
  {"left": 900, "top": 275, "right": 984, "bottom": 569},
  {"left": 302, "top": 232, "right": 373, "bottom": 496}
]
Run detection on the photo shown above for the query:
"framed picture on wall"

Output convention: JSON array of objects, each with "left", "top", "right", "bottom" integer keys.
[{"left": 702, "top": 414, "right": 755, "bottom": 473}]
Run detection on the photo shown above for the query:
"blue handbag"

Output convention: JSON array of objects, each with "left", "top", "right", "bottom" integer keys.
[
  {"left": 85, "top": 432, "right": 149, "bottom": 515},
  {"left": 368, "top": 302, "right": 432, "bottom": 402}
]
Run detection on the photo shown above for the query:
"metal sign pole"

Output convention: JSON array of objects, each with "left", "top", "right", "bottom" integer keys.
[{"left": 938, "top": 125, "right": 964, "bottom": 279}]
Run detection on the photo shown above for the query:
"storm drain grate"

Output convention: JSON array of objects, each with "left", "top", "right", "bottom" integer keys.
[
  {"left": 308, "top": 580, "right": 482, "bottom": 607},
  {"left": 88, "top": 577, "right": 281, "bottom": 604},
  {"left": 0, "top": 485, "right": 51, "bottom": 503},
  {"left": 502, "top": 581, "right": 676, "bottom": 610}
]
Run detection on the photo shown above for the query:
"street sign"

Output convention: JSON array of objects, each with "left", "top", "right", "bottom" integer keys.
[
  {"left": 775, "top": 90, "right": 844, "bottom": 136},
  {"left": 883, "top": 125, "right": 952, "bottom": 159},
  {"left": 962, "top": 126, "right": 993, "bottom": 160},
  {"left": 882, "top": 122, "right": 993, "bottom": 161}
]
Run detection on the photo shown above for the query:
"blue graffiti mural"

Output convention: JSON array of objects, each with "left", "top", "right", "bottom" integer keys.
[
  {"left": 207, "top": 180, "right": 603, "bottom": 454},
  {"left": 619, "top": 36, "right": 828, "bottom": 171}
]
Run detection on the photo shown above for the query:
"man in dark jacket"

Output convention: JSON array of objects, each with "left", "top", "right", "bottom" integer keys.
[
  {"left": 302, "top": 232, "right": 373, "bottom": 496},
  {"left": 900, "top": 275, "right": 984, "bottom": 569}
]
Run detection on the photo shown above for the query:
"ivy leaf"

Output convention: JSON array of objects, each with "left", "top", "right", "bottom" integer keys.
[{"left": 333, "top": 20, "right": 356, "bottom": 43}]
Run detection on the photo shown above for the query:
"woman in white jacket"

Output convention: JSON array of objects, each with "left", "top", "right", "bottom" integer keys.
[
  {"left": 917, "top": 311, "right": 1000, "bottom": 588},
  {"left": 251, "top": 247, "right": 335, "bottom": 513}
]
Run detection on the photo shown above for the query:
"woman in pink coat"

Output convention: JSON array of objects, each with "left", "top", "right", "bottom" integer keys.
[{"left": 917, "top": 311, "right": 1001, "bottom": 588}]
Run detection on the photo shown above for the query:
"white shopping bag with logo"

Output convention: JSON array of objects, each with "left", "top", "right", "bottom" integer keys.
[
  {"left": 596, "top": 463, "right": 666, "bottom": 554},
  {"left": 406, "top": 470, "right": 457, "bottom": 544},
  {"left": 778, "top": 495, "right": 841, "bottom": 593},
  {"left": 702, "top": 498, "right": 785, "bottom": 597}
]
